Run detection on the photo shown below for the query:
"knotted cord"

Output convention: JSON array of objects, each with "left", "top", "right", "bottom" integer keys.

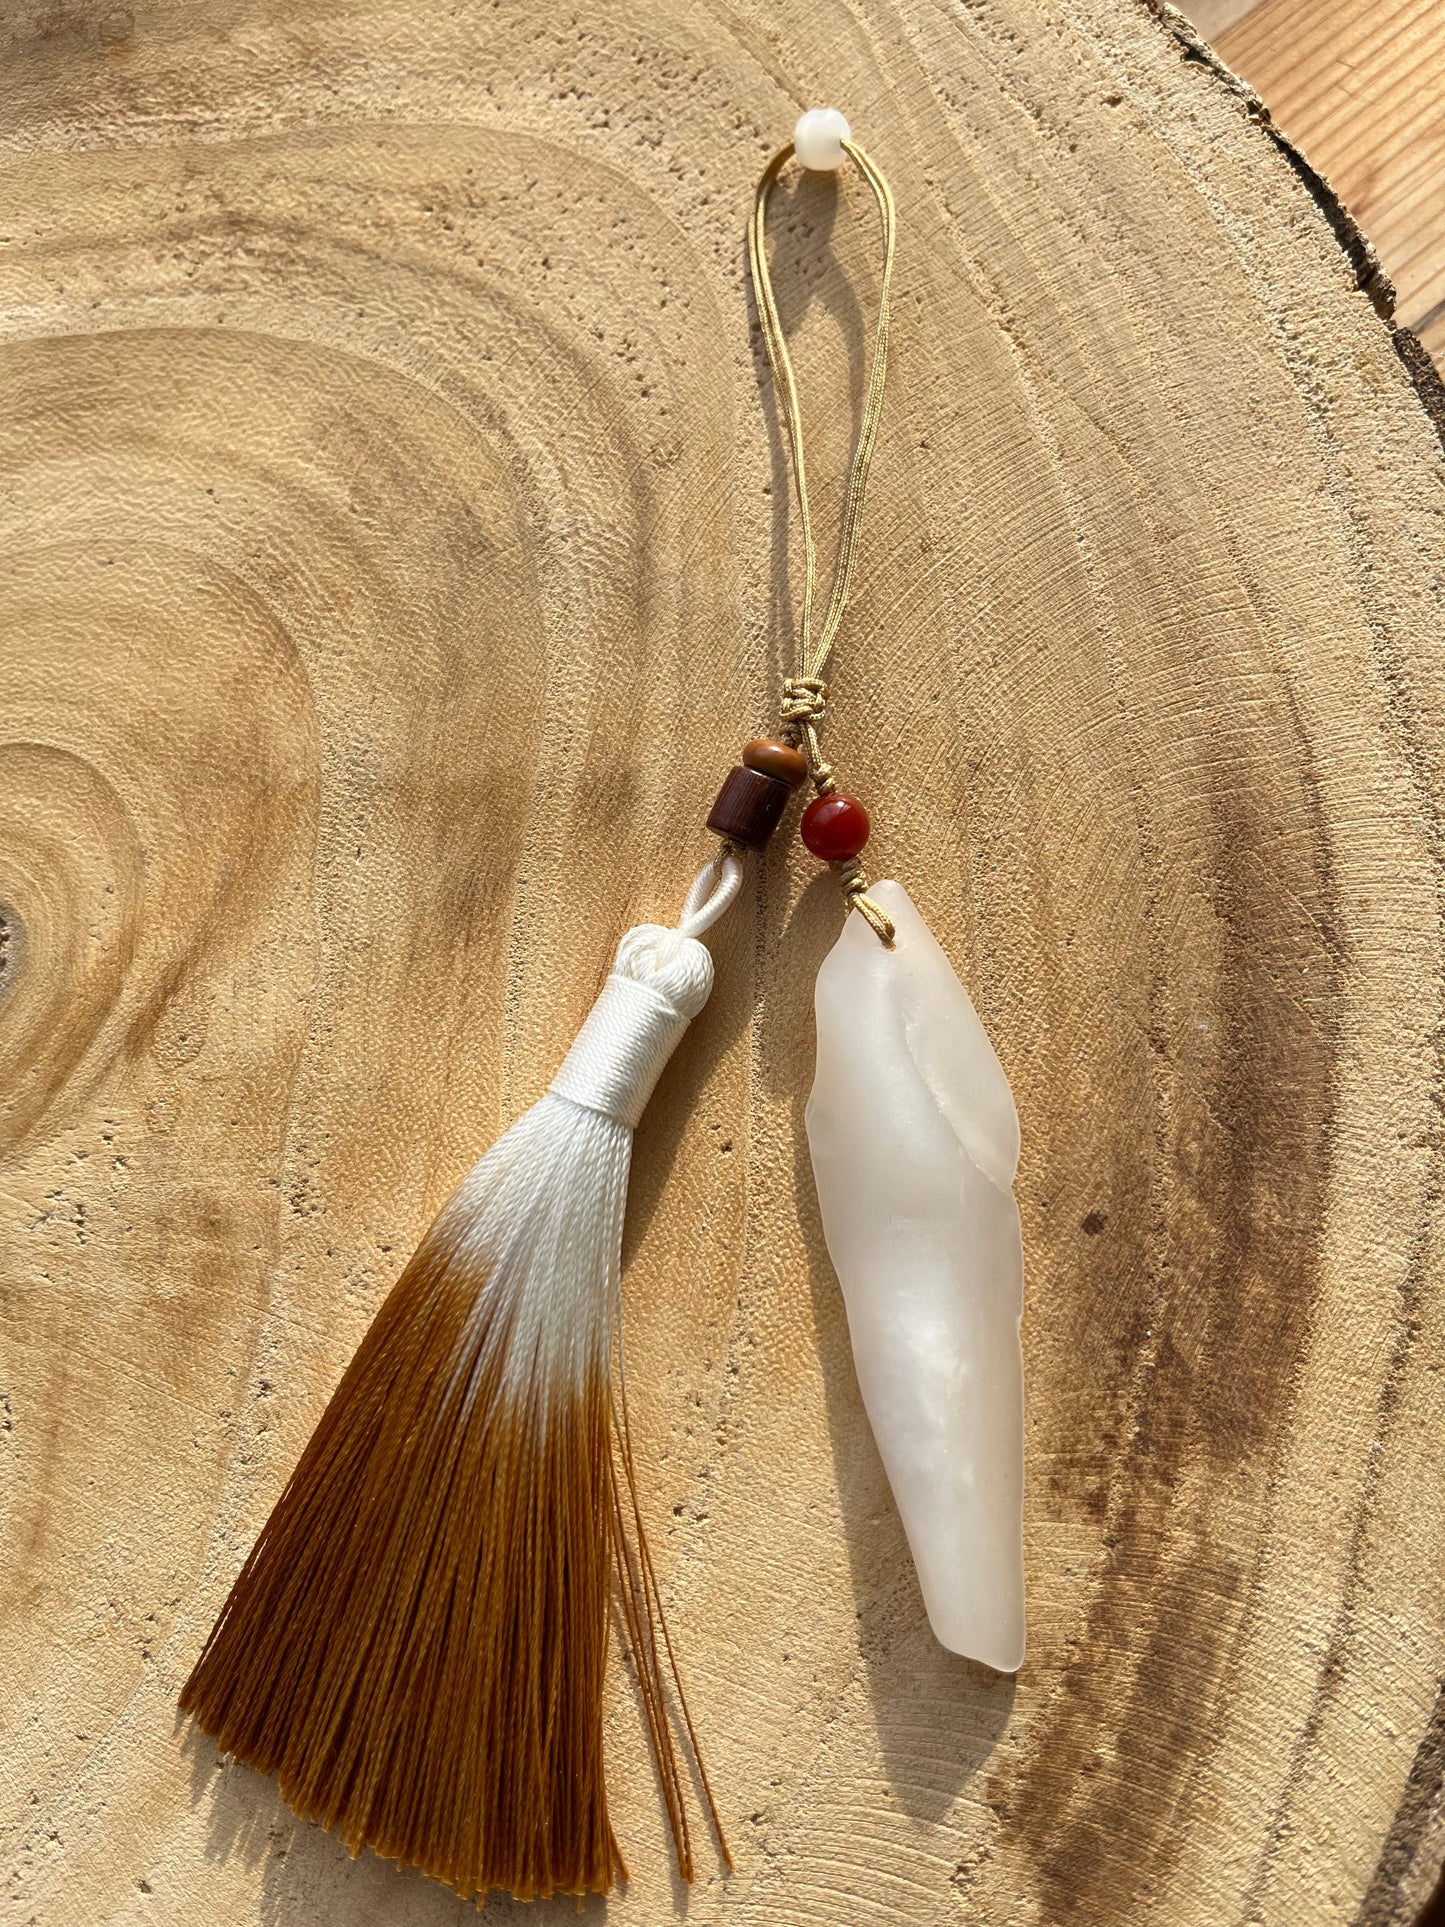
[{"left": 748, "top": 135, "right": 897, "bottom": 944}]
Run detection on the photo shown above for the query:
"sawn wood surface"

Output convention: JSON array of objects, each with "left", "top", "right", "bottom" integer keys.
[{"left": 2, "top": 1, "right": 1444, "bottom": 1923}]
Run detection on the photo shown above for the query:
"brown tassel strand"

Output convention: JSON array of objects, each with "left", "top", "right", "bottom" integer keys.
[{"left": 182, "top": 1205, "right": 676, "bottom": 1900}]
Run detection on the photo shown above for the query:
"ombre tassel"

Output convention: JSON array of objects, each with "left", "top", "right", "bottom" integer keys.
[{"left": 181, "top": 858, "right": 742, "bottom": 1902}]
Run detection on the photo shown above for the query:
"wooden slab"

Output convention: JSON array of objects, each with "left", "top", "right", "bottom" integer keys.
[
  {"left": 2, "top": 2, "right": 1443, "bottom": 1922},
  {"left": 1216, "top": 0, "right": 1445, "bottom": 367}
]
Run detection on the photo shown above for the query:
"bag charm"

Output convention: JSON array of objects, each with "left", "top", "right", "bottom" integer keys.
[{"left": 180, "top": 107, "right": 1024, "bottom": 1908}]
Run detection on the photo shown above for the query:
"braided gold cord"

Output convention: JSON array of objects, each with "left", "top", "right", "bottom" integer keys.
[{"left": 748, "top": 137, "right": 897, "bottom": 946}]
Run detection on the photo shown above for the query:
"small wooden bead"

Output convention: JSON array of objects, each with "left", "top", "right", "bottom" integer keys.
[
  {"left": 742, "top": 738, "right": 809, "bottom": 790},
  {"left": 707, "top": 766, "right": 792, "bottom": 848},
  {"left": 801, "top": 792, "right": 870, "bottom": 861}
]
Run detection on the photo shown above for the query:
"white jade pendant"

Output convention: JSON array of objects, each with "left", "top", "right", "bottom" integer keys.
[{"left": 806, "top": 880, "right": 1026, "bottom": 1671}]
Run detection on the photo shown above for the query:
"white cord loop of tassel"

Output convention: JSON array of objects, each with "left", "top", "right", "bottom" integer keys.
[{"left": 551, "top": 856, "right": 743, "bottom": 1130}]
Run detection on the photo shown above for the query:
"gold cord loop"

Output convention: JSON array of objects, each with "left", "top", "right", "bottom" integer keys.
[
  {"left": 837, "top": 858, "right": 896, "bottom": 942},
  {"left": 748, "top": 137, "right": 897, "bottom": 944}
]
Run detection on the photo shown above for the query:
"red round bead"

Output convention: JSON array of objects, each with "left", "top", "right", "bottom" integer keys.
[{"left": 800, "top": 792, "right": 870, "bottom": 861}]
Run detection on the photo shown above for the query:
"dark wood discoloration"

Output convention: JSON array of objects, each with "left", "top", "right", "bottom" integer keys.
[{"left": 1359, "top": 1689, "right": 1445, "bottom": 1926}]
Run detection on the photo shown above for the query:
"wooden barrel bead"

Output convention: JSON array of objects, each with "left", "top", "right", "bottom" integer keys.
[
  {"left": 707, "top": 765, "right": 792, "bottom": 847},
  {"left": 801, "top": 791, "right": 871, "bottom": 861},
  {"left": 742, "top": 737, "right": 809, "bottom": 790}
]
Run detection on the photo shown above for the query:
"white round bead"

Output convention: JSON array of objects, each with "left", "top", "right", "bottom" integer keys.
[{"left": 793, "top": 107, "right": 851, "bottom": 171}]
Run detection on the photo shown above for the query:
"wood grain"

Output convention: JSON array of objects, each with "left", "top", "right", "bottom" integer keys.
[
  {"left": 1178, "top": 0, "right": 1259, "bottom": 45},
  {"left": 1215, "top": 0, "right": 1445, "bottom": 367},
  {"left": 2, "top": 2, "right": 1443, "bottom": 1923}
]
